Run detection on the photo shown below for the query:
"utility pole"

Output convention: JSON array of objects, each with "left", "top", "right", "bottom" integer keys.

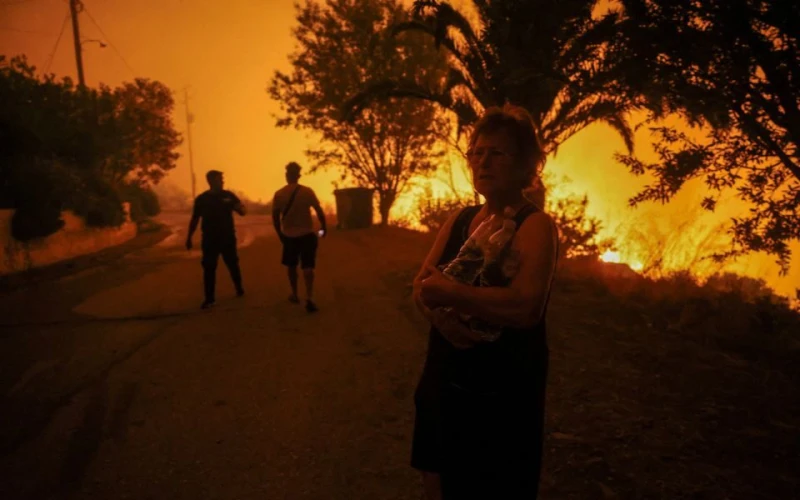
[
  {"left": 183, "top": 87, "right": 197, "bottom": 199},
  {"left": 68, "top": 0, "right": 86, "bottom": 87}
]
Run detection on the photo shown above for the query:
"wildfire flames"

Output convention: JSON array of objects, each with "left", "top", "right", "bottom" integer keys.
[{"left": 600, "top": 250, "right": 644, "bottom": 272}]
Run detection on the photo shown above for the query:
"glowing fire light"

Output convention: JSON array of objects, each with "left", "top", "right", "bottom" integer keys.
[
  {"left": 600, "top": 250, "right": 621, "bottom": 263},
  {"left": 601, "top": 250, "right": 644, "bottom": 273}
]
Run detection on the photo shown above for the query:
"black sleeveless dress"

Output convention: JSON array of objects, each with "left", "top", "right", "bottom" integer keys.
[{"left": 411, "top": 204, "right": 555, "bottom": 499}]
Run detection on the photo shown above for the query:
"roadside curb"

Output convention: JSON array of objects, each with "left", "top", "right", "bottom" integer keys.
[{"left": 0, "top": 221, "right": 172, "bottom": 294}]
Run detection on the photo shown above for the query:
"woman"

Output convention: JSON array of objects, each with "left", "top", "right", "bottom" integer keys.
[{"left": 411, "top": 104, "right": 559, "bottom": 499}]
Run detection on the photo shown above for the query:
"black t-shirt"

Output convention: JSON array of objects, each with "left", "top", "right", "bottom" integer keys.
[{"left": 192, "top": 190, "right": 241, "bottom": 240}]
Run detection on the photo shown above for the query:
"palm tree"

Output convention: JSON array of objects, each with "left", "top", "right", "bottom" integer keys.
[{"left": 344, "top": 0, "right": 637, "bottom": 205}]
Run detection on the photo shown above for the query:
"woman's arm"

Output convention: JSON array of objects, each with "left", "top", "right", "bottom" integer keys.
[
  {"left": 419, "top": 212, "right": 558, "bottom": 328},
  {"left": 412, "top": 210, "right": 461, "bottom": 321}
]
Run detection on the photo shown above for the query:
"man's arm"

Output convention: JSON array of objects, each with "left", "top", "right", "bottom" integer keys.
[
  {"left": 231, "top": 193, "right": 246, "bottom": 216},
  {"left": 420, "top": 212, "right": 558, "bottom": 328},
  {"left": 271, "top": 195, "right": 284, "bottom": 241},
  {"left": 186, "top": 198, "right": 201, "bottom": 249},
  {"left": 312, "top": 203, "right": 327, "bottom": 236},
  {"left": 310, "top": 190, "right": 327, "bottom": 235},
  {"left": 412, "top": 210, "right": 461, "bottom": 321}
]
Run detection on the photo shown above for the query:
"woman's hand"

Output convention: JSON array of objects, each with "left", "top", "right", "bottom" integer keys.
[
  {"left": 412, "top": 267, "right": 435, "bottom": 322},
  {"left": 430, "top": 307, "right": 482, "bottom": 349},
  {"left": 418, "top": 265, "right": 456, "bottom": 309},
  {"left": 415, "top": 267, "right": 481, "bottom": 349}
]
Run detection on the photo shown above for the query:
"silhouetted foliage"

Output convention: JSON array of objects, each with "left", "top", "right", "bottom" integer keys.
[
  {"left": 84, "top": 188, "right": 126, "bottom": 228},
  {"left": 615, "top": 0, "right": 800, "bottom": 273},
  {"left": 0, "top": 55, "right": 181, "bottom": 238},
  {"left": 414, "top": 187, "right": 470, "bottom": 233},
  {"left": 6, "top": 158, "right": 75, "bottom": 241},
  {"left": 269, "top": 0, "right": 451, "bottom": 225},
  {"left": 119, "top": 182, "right": 161, "bottom": 223},
  {"left": 344, "top": 0, "right": 638, "bottom": 204},
  {"left": 548, "top": 193, "right": 610, "bottom": 259}
]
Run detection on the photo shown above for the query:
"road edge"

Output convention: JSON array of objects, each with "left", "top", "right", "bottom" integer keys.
[{"left": 0, "top": 221, "right": 173, "bottom": 293}]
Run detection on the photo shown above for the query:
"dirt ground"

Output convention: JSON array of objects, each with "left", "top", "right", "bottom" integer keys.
[
  {"left": 1, "top": 222, "right": 797, "bottom": 499},
  {"left": 376, "top": 226, "right": 800, "bottom": 500}
]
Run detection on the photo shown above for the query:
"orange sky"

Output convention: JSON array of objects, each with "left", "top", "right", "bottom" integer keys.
[{"left": 1, "top": 0, "right": 797, "bottom": 299}]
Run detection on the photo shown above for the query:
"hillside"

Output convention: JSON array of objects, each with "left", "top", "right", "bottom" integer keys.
[{"left": 370, "top": 225, "right": 800, "bottom": 499}]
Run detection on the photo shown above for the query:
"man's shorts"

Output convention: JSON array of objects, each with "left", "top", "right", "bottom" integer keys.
[{"left": 281, "top": 233, "right": 318, "bottom": 269}]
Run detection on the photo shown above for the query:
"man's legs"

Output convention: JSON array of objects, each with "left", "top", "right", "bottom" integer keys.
[
  {"left": 221, "top": 238, "right": 244, "bottom": 296},
  {"left": 281, "top": 238, "right": 300, "bottom": 302},
  {"left": 201, "top": 241, "right": 220, "bottom": 308},
  {"left": 287, "top": 266, "right": 299, "bottom": 302},
  {"left": 300, "top": 233, "right": 319, "bottom": 312},
  {"left": 302, "top": 268, "right": 316, "bottom": 312}
]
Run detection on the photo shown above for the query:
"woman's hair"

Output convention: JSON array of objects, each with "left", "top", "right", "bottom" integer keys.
[{"left": 468, "top": 103, "right": 545, "bottom": 187}]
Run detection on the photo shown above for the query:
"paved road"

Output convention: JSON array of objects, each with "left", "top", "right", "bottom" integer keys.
[{"left": 0, "top": 216, "right": 431, "bottom": 500}]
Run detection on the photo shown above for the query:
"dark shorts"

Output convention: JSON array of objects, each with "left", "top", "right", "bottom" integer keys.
[{"left": 281, "top": 233, "right": 318, "bottom": 269}]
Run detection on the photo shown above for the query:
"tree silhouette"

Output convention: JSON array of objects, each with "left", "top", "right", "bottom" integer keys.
[
  {"left": 0, "top": 55, "right": 180, "bottom": 238},
  {"left": 269, "top": 0, "right": 452, "bottom": 225},
  {"left": 343, "top": 0, "right": 638, "bottom": 204},
  {"left": 616, "top": 0, "right": 799, "bottom": 272}
]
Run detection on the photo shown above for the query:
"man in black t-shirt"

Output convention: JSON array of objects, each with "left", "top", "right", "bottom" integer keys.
[{"left": 186, "top": 170, "right": 246, "bottom": 309}]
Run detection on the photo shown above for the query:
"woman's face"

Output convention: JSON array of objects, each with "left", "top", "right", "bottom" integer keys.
[{"left": 467, "top": 131, "right": 522, "bottom": 198}]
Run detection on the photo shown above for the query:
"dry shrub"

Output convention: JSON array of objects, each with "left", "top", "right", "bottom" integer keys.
[
  {"left": 390, "top": 216, "right": 415, "bottom": 229},
  {"left": 560, "top": 255, "right": 800, "bottom": 351},
  {"left": 547, "top": 194, "right": 612, "bottom": 259},
  {"left": 414, "top": 187, "right": 471, "bottom": 233},
  {"left": 616, "top": 205, "right": 733, "bottom": 279}
]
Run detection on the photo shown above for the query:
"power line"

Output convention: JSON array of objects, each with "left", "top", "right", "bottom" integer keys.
[
  {"left": 0, "top": 0, "right": 47, "bottom": 7},
  {"left": 0, "top": 26, "right": 58, "bottom": 35},
  {"left": 43, "top": 10, "right": 70, "bottom": 74},
  {"left": 80, "top": 4, "right": 136, "bottom": 77}
]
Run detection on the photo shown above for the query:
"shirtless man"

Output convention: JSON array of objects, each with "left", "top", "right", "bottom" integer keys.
[{"left": 271, "top": 162, "right": 327, "bottom": 313}]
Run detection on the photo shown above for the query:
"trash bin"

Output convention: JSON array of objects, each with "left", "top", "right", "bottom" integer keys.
[{"left": 333, "top": 187, "right": 374, "bottom": 229}]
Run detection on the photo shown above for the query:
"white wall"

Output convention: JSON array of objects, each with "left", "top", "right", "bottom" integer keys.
[{"left": 0, "top": 204, "right": 137, "bottom": 275}]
